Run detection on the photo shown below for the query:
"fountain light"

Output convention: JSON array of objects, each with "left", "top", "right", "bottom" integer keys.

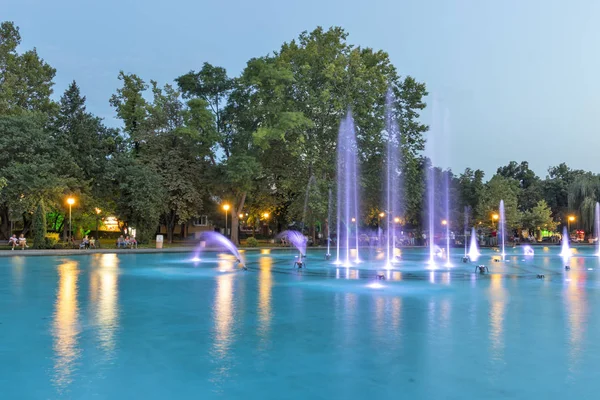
[{"left": 367, "top": 282, "right": 384, "bottom": 289}]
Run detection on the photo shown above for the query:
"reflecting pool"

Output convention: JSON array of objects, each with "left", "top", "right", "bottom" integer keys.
[{"left": 2, "top": 246, "right": 600, "bottom": 399}]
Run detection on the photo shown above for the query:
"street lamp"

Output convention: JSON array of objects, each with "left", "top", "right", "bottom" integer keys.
[
  {"left": 441, "top": 219, "right": 448, "bottom": 226},
  {"left": 568, "top": 215, "right": 575, "bottom": 233},
  {"left": 95, "top": 208, "right": 101, "bottom": 242},
  {"left": 263, "top": 212, "right": 270, "bottom": 237},
  {"left": 492, "top": 213, "right": 499, "bottom": 228},
  {"left": 394, "top": 217, "right": 401, "bottom": 224},
  {"left": 223, "top": 204, "right": 230, "bottom": 238},
  {"left": 67, "top": 197, "right": 75, "bottom": 244}
]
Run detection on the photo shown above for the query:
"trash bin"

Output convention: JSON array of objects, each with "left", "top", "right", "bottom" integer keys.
[{"left": 156, "top": 235, "right": 164, "bottom": 249}]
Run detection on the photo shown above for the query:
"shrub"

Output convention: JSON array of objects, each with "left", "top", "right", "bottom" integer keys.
[
  {"left": 246, "top": 237, "right": 259, "bottom": 247},
  {"left": 45, "top": 233, "right": 60, "bottom": 248}
]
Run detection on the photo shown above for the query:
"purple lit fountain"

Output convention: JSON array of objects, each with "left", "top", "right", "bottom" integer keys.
[
  {"left": 383, "top": 90, "right": 402, "bottom": 267},
  {"left": 336, "top": 112, "right": 360, "bottom": 266},
  {"left": 192, "top": 231, "right": 245, "bottom": 269},
  {"left": 279, "top": 230, "right": 308, "bottom": 268}
]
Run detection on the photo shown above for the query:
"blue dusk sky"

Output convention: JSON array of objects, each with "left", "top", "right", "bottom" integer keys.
[{"left": 4, "top": 0, "right": 600, "bottom": 178}]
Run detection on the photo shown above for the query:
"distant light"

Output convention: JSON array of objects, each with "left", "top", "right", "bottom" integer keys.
[
  {"left": 191, "top": 257, "right": 201, "bottom": 262},
  {"left": 379, "top": 212, "right": 385, "bottom": 218},
  {"left": 223, "top": 204, "right": 230, "bottom": 211},
  {"left": 441, "top": 219, "right": 447, "bottom": 225},
  {"left": 67, "top": 197, "right": 75, "bottom": 205},
  {"left": 394, "top": 217, "right": 400, "bottom": 223}
]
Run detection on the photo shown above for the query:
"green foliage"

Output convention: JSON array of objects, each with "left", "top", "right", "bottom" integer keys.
[
  {"left": 522, "top": 200, "right": 557, "bottom": 234},
  {"left": 475, "top": 175, "right": 521, "bottom": 229},
  {"left": 32, "top": 200, "right": 47, "bottom": 248},
  {"left": 245, "top": 236, "right": 259, "bottom": 247},
  {"left": 45, "top": 232, "right": 60, "bottom": 248},
  {"left": 0, "top": 21, "right": 56, "bottom": 115},
  {"left": 568, "top": 174, "right": 600, "bottom": 232}
]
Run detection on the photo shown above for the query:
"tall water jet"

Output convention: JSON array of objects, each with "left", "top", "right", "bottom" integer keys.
[
  {"left": 444, "top": 172, "right": 451, "bottom": 266},
  {"left": 326, "top": 186, "right": 332, "bottom": 259},
  {"left": 499, "top": 200, "right": 506, "bottom": 258},
  {"left": 560, "top": 225, "right": 571, "bottom": 259},
  {"left": 384, "top": 89, "right": 402, "bottom": 267},
  {"left": 468, "top": 227, "right": 480, "bottom": 261},
  {"left": 596, "top": 202, "right": 600, "bottom": 256},
  {"left": 464, "top": 206, "right": 471, "bottom": 257},
  {"left": 427, "top": 165, "right": 436, "bottom": 265},
  {"left": 336, "top": 112, "right": 360, "bottom": 265}
]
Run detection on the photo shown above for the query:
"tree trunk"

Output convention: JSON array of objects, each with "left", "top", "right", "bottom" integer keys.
[
  {"left": 0, "top": 204, "right": 10, "bottom": 239},
  {"left": 231, "top": 191, "right": 247, "bottom": 246}
]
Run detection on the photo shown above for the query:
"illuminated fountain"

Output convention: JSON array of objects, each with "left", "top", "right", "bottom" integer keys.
[
  {"left": 278, "top": 230, "right": 307, "bottom": 268},
  {"left": 468, "top": 227, "right": 480, "bottom": 261},
  {"left": 596, "top": 202, "right": 600, "bottom": 256},
  {"left": 559, "top": 226, "right": 571, "bottom": 260},
  {"left": 193, "top": 232, "right": 245, "bottom": 269},
  {"left": 499, "top": 200, "right": 506, "bottom": 258},
  {"left": 336, "top": 112, "right": 360, "bottom": 265},
  {"left": 383, "top": 90, "right": 401, "bottom": 267},
  {"left": 523, "top": 245, "right": 534, "bottom": 256}
]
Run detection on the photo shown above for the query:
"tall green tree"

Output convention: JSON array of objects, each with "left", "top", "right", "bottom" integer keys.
[
  {"left": 475, "top": 174, "right": 521, "bottom": 229},
  {"left": 32, "top": 200, "right": 47, "bottom": 248},
  {"left": 0, "top": 21, "right": 56, "bottom": 115},
  {"left": 568, "top": 174, "right": 600, "bottom": 233}
]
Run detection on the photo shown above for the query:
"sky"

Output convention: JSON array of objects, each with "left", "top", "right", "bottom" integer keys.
[{"left": 5, "top": 0, "right": 600, "bottom": 178}]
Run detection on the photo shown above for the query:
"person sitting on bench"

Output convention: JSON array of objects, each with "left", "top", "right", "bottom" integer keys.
[{"left": 8, "top": 234, "right": 18, "bottom": 250}]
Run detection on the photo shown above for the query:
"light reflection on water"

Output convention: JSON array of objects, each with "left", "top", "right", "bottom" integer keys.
[
  {"left": 258, "top": 255, "right": 273, "bottom": 339},
  {"left": 90, "top": 254, "right": 119, "bottom": 353},
  {"left": 564, "top": 270, "right": 587, "bottom": 376},
  {"left": 52, "top": 260, "right": 80, "bottom": 392},
  {"left": 488, "top": 274, "right": 506, "bottom": 363}
]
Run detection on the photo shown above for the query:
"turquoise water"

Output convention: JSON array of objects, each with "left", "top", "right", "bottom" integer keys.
[{"left": 1, "top": 246, "right": 600, "bottom": 399}]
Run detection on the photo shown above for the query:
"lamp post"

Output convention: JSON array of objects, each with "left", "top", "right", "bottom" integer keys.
[
  {"left": 95, "top": 208, "right": 101, "bottom": 241},
  {"left": 492, "top": 213, "right": 499, "bottom": 229},
  {"left": 568, "top": 215, "right": 575, "bottom": 234},
  {"left": 67, "top": 197, "right": 75, "bottom": 244},
  {"left": 223, "top": 204, "right": 230, "bottom": 238},
  {"left": 263, "top": 212, "right": 270, "bottom": 237}
]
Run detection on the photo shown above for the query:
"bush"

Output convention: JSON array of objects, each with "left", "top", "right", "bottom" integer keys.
[
  {"left": 53, "top": 242, "right": 70, "bottom": 249},
  {"left": 45, "top": 233, "right": 60, "bottom": 248},
  {"left": 246, "top": 237, "right": 259, "bottom": 247}
]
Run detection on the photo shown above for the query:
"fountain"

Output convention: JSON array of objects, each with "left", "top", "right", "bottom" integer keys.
[
  {"left": 468, "top": 227, "right": 480, "bottom": 261},
  {"left": 278, "top": 230, "right": 308, "bottom": 268},
  {"left": 427, "top": 165, "right": 435, "bottom": 266},
  {"left": 463, "top": 206, "right": 471, "bottom": 259},
  {"left": 560, "top": 225, "right": 571, "bottom": 259},
  {"left": 384, "top": 90, "right": 401, "bottom": 267},
  {"left": 499, "top": 200, "right": 506, "bottom": 258},
  {"left": 444, "top": 172, "right": 451, "bottom": 266},
  {"left": 193, "top": 232, "right": 245, "bottom": 269},
  {"left": 594, "top": 202, "right": 600, "bottom": 257},
  {"left": 326, "top": 187, "right": 332, "bottom": 260},
  {"left": 336, "top": 112, "right": 360, "bottom": 265},
  {"left": 523, "top": 245, "right": 534, "bottom": 256}
]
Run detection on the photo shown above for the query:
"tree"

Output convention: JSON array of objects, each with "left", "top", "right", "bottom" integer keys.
[
  {"left": 568, "top": 174, "right": 600, "bottom": 233},
  {"left": 109, "top": 71, "right": 148, "bottom": 151},
  {"left": 521, "top": 200, "right": 557, "bottom": 238},
  {"left": 105, "top": 155, "right": 165, "bottom": 242},
  {"left": 475, "top": 174, "right": 521, "bottom": 229},
  {"left": 32, "top": 200, "right": 47, "bottom": 248},
  {"left": 497, "top": 161, "right": 540, "bottom": 211},
  {"left": 0, "top": 114, "right": 74, "bottom": 238},
  {"left": 543, "top": 163, "right": 585, "bottom": 221},
  {"left": 0, "top": 21, "right": 56, "bottom": 115}
]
